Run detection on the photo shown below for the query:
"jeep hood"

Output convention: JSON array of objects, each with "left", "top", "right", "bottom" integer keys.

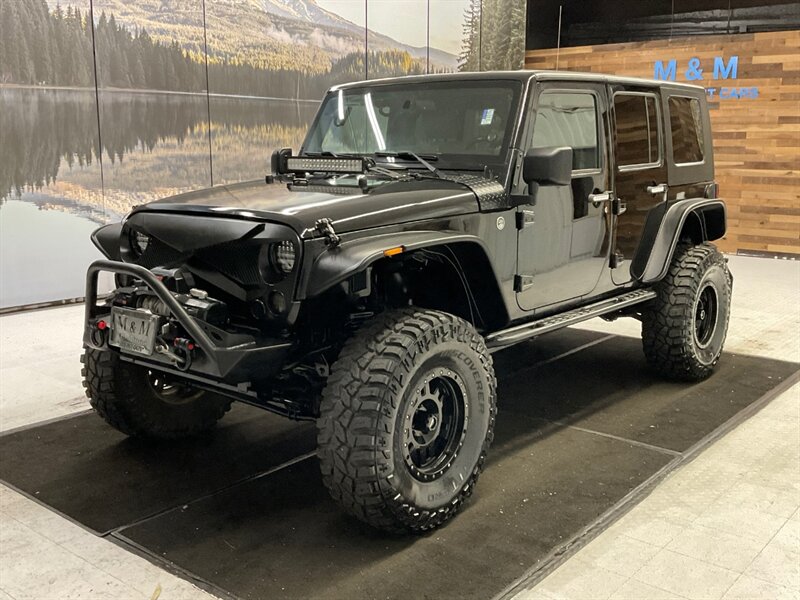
[{"left": 135, "top": 178, "right": 481, "bottom": 237}]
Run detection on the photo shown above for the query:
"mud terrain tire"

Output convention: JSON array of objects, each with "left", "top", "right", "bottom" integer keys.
[
  {"left": 317, "top": 308, "right": 497, "bottom": 533},
  {"left": 642, "top": 242, "right": 732, "bottom": 381},
  {"left": 81, "top": 349, "right": 231, "bottom": 439}
]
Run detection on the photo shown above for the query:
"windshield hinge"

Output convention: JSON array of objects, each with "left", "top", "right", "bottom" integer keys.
[
  {"left": 516, "top": 210, "right": 535, "bottom": 229},
  {"left": 314, "top": 218, "right": 341, "bottom": 247}
]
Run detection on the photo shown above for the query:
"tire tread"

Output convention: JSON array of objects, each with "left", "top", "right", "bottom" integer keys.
[
  {"left": 642, "top": 242, "right": 732, "bottom": 381},
  {"left": 317, "top": 308, "right": 497, "bottom": 533},
  {"left": 82, "top": 349, "right": 231, "bottom": 439}
]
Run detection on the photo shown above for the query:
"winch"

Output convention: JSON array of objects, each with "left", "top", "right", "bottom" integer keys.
[{"left": 111, "top": 268, "right": 230, "bottom": 328}]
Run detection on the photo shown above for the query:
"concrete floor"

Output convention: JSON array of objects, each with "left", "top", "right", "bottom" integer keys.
[
  {"left": 0, "top": 254, "right": 798, "bottom": 599},
  {"left": 512, "top": 255, "right": 800, "bottom": 600}
]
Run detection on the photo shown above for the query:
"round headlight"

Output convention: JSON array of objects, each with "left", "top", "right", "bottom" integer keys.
[
  {"left": 272, "top": 241, "right": 296, "bottom": 274},
  {"left": 129, "top": 229, "right": 150, "bottom": 258}
]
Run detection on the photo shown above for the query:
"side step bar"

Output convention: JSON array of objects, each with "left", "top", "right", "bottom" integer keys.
[{"left": 486, "top": 289, "right": 657, "bottom": 351}]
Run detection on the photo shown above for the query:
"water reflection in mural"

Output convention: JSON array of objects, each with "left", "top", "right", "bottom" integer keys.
[
  {"left": 209, "top": 96, "right": 318, "bottom": 185},
  {"left": 0, "top": 87, "right": 316, "bottom": 307}
]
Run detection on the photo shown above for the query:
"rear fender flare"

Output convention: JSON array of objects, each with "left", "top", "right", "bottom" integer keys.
[{"left": 640, "top": 198, "right": 726, "bottom": 283}]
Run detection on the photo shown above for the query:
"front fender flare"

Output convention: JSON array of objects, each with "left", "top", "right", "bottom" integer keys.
[
  {"left": 640, "top": 198, "right": 726, "bottom": 283},
  {"left": 301, "top": 230, "right": 492, "bottom": 299},
  {"left": 91, "top": 222, "right": 123, "bottom": 261}
]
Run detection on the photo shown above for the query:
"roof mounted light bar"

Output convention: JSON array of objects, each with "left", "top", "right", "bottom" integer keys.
[{"left": 270, "top": 148, "right": 368, "bottom": 177}]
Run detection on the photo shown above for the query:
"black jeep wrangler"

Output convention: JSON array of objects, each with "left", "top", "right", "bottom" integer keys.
[{"left": 83, "top": 71, "right": 731, "bottom": 533}]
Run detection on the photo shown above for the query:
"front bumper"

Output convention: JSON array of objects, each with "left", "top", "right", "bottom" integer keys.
[{"left": 84, "top": 260, "right": 293, "bottom": 382}]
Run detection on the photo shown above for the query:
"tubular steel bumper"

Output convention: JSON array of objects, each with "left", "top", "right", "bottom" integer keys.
[{"left": 84, "top": 260, "right": 292, "bottom": 381}]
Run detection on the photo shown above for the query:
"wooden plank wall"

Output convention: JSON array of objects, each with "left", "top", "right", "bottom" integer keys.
[{"left": 526, "top": 30, "right": 800, "bottom": 256}]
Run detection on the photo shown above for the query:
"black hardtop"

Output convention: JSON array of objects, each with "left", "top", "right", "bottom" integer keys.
[{"left": 331, "top": 69, "right": 705, "bottom": 94}]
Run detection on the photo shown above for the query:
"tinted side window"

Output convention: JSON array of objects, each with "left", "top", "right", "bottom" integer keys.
[
  {"left": 669, "top": 96, "right": 705, "bottom": 164},
  {"left": 614, "top": 93, "right": 661, "bottom": 168},
  {"left": 531, "top": 92, "right": 599, "bottom": 171}
]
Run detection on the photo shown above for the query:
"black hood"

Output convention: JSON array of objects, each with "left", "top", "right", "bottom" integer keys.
[{"left": 135, "top": 177, "right": 482, "bottom": 237}]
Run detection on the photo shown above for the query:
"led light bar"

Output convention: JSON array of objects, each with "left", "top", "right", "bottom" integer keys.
[{"left": 285, "top": 156, "right": 366, "bottom": 174}]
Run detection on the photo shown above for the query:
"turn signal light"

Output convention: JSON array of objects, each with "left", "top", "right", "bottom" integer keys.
[{"left": 384, "top": 246, "right": 404, "bottom": 257}]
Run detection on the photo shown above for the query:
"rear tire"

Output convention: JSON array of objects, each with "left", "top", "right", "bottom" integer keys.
[
  {"left": 317, "top": 308, "right": 497, "bottom": 533},
  {"left": 81, "top": 349, "right": 231, "bottom": 439},
  {"left": 642, "top": 242, "right": 732, "bottom": 381}
]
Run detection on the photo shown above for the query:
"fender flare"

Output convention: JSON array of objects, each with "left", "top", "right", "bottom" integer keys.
[
  {"left": 91, "top": 223, "right": 123, "bottom": 261},
  {"left": 301, "top": 230, "right": 494, "bottom": 299},
  {"left": 639, "top": 198, "right": 727, "bottom": 283}
]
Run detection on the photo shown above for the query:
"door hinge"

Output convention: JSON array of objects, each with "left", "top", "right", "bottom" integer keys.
[
  {"left": 612, "top": 198, "right": 627, "bottom": 216},
  {"left": 516, "top": 210, "right": 535, "bottom": 229},
  {"left": 514, "top": 274, "right": 535, "bottom": 292}
]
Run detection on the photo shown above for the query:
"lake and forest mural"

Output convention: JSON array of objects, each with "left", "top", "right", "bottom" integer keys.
[{"left": 0, "top": 0, "right": 528, "bottom": 308}]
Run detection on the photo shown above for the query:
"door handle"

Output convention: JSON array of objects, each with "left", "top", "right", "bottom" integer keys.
[
  {"left": 588, "top": 191, "right": 613, "bottom": 203},
  {"left": 647, "top": 183, "right": 667, "bottom": 195}
]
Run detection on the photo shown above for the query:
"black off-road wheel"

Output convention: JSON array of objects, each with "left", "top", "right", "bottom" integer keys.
[
  {"left": 642, "top": 242, "right": 732, "bottom": 381},
  {"left": 317, "top": 308, "right": 497, "bottom": 533},
  {"left": 81, "top": 349, "right": 232, "bottom": 439}
]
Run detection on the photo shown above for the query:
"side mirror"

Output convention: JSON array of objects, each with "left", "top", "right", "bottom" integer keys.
[{"left": 522, "top": 146, "right": 573, "bottom": 187}]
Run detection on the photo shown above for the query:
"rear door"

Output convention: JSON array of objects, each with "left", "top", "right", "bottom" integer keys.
[
  {"left": 516, "top": 82, "right": 612, "bottom": 311},
  {"left": 609, "top": 87, "right": 668, "bottom": 285}
]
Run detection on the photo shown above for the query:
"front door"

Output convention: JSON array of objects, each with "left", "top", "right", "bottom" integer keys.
[{"left": 516, "top": 84, "right": 612, "bottom": 311}]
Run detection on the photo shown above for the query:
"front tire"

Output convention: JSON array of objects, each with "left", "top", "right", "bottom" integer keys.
[
  {"left": 317, "top": 308, "right": 497, "bottom": 533},
  {"left": 642, "top": 242, "right": 732, "bottom": 381},
  {"left": 81, "top": 349, "right": 232, "bottom": 439}
]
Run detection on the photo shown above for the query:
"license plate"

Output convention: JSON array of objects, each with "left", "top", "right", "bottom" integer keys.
[{"left": 108, "top": 307, "right": 159, "bottom": 356}]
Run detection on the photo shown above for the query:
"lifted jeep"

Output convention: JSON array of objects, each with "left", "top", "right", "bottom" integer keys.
[{"left": 82, "top": 71, "right": 731, "bottom": 533}]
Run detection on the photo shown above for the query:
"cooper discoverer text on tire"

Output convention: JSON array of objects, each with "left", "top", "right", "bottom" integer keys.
[
  {"left": 316, "top": 308, "right": 497, "bottom": 533},
  {"left": 81, "top": 348, "right": 232, "bottom": 439},
  {"left": 642, "top": 242, "right": 732, "bottom": 381}
]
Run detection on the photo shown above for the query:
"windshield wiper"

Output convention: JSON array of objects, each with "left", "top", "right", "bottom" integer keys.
[
  {"left": 375, "top": 151, "right": 439, "bottom": 161},
  {"left": 374, "top": 151, "right": 442, "bottom": 178}
]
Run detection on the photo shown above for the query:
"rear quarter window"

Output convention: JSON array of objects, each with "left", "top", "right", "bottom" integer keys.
[
  {"left": 669, "top": 96, "right": 705, "bottom": 165},
  {"left": 614, "top": 93, "right": 661, "bottom": 169}
]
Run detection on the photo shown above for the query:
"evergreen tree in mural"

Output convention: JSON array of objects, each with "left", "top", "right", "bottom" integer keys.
[
  {"left": 0, "top": 0, "right": 92, "bottom": 86},
  {"left": 459, "top": 0, "right": 526, "bottom": 71},
  {"left": 459, "top": 0, "right": 482, "bottom": 72}
]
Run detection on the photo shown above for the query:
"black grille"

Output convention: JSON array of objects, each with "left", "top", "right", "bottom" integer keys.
[
  {"left": 196, "top": 243, "right": 263, "bottom": 287},
  {"left": 135, "top": 237, "right": 184, "bottom": 268}
]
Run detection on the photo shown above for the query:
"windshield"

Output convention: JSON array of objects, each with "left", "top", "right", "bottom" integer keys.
[{"left": 302, "top": 80, "right": 523, "bottom": 171}]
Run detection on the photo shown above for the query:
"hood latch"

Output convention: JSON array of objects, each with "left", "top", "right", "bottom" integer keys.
[{"left": 314, "top": 218, "right": 341, "bottom": 247}]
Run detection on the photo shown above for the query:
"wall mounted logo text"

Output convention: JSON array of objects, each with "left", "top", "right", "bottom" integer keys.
[{"left": 653, "top": 56, "right": 758, "bottom": 101}]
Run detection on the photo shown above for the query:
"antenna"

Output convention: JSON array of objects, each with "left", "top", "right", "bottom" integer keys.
[
  {"left": 726, "top": 0, "right": 732, "bottom": 34},
  {"left": 555, "top": 4, "right": 563, "bottom": 71},
  {"left": 670, "top": 0, "right": 675, "bottom": 41}
]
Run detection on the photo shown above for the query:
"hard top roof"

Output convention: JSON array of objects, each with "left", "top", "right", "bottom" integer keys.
[{"left": 331, "top": 69, "right": 704, "bottom": 93}]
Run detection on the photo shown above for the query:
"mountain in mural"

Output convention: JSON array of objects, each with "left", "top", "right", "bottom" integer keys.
[
  {"left": 257, "top": 0, "right": 365, "bottom": 35},
  {"left": 258, "top": 0, "right": 459, "bottom": 68}
]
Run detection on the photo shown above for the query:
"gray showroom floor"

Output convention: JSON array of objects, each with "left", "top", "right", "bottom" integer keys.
[{"left": 0, "top": 254, "right": 798, "bottom": 600}]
